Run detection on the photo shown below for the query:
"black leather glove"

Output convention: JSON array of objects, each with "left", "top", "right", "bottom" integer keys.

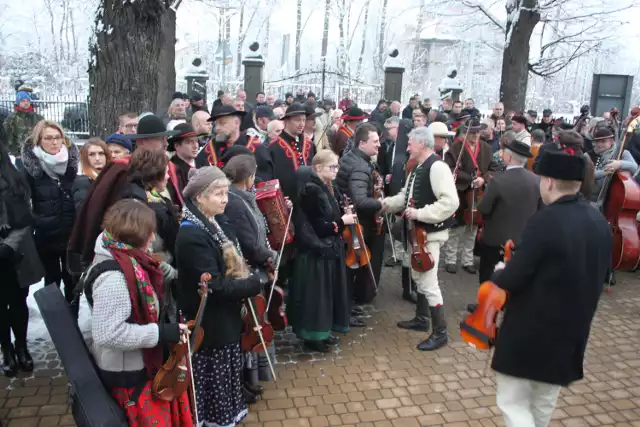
[
  {"left": 0, "top": 244, "right": 14, "bottom": 261},
  {"left": 158, "top": 323, "right": 181, "bottom": 344}
]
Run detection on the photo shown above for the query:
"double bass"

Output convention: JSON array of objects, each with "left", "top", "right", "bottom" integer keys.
[
  {"left": 596, "top": 109, "right": 640, "bottom": 271},
  {"left": 459, "top": 240, "right": 514, "bottom": 350}
]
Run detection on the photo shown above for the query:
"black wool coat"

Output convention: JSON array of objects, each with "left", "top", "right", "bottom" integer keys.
[
  {"left": 491, "top": 194, "right": 612, "bottom": 386},
  {"left": 269, "top": 131, "right": 316, "bottom": 201}
]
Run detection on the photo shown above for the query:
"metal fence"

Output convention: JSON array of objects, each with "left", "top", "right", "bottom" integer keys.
[{"left": 0, "top": 98, "right": 90, "bottom": 139}]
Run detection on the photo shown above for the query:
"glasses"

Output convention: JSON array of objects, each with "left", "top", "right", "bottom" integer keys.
[{"left": 42, "top": 135, "right": 63, "bottom": 142}]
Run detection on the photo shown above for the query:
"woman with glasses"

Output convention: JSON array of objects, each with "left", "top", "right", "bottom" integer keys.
[
  {"left": 73, "top": 138, "right": 111, "bottom": 209},
  {"left": 22, "top": 120, "right": 79, "bottom": 310},
  {"left": 287, "top": 150, "right": 356, "bottom": 352}
]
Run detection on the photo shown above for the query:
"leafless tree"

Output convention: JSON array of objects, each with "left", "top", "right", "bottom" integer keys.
[
  {"left": 295, "top": 0, "right": 302, "bottom": 70},
  {"left": 235, "top": 0, "right": 259, "bottom": 77},
  {"left": 355, "top": 1, "right": 370, "bottom": 80}
]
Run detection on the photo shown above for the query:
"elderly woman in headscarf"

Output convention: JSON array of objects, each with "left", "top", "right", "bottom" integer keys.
[{"left": 174, "top": 166, "right": 263, "bottom": 426}]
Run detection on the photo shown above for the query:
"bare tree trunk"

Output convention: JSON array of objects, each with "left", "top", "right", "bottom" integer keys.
[
  {"left": 295, "top": 0, "right": 302, "bottom": 71},
  {"left": 410, "top": 0, "right": 425, "bottom": 90},
  {"left": 43, "top": 0, "right": 58, "bottom": 70},
  {"left": 499, "top": 0, "right": 540, "bottom": 112},
  {"left": 264, "top": 14, "right": 270, "bottom": 55},
  {"left": 236, "top": 4, "right": 245, "bottom": 78},
  {"left": 64, "top": 1, "right": 72, "bottom": 62},
  {"left": 356, "top": 1, "right": 369, "bottom": 79},
  {"left": 321, "top": 0, "right": 330, "bottom": 58},
  {"left": 70, "top": 7, "right": 78, "bottom": 63},
  {"left": 89, "top": 0, "right": 169, "bottom": 138},
  {"left": 59, "top": 1, "right": 67, "bottom": 63},
  {"left": 377, "top": 0, "right": 388, "bottom": 74},
  {"left": 156, "top": 8, "right": 176, "bottom": 114},
  {"left": 338, "top": 0, "right": 346, "bottom": 72}
]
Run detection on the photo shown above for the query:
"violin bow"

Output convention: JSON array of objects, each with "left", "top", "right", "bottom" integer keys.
[
  {"left": 179, "top": 310, "right": 199, "bottom": 426},
  {"left": 266, "top": 205, "right": 294, "bottom": 310},
  {"left": 245, "top": 299, "right": 278, "bottom": 380},
  {"left": 378, "top": 185, "right": 398, "bottom": 262}
]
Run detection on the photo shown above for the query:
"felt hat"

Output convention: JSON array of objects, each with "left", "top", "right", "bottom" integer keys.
[
  {"left": 537, "top": 150, "right": 585, "bottom": 182},
  {"left": 511, "top": 114, "right": 528, "bottom": 125},
  {"left": 543, "top": 108, "right": 553, "bottom": 117},
  {"left": 208, "top": 105, "right": 247, "bottom": 122},
  {"left": 254, "top": 106, "right": 277, "bottom": 120},
  {"left": 593, "top": 128, "right": 614, "bottom": 141},
  {"left": 282, "top": 103, "right": 307, "bottom": 119},
  {"left": 167, "top": 123, "right": 198, "bottom": 151},
  {"left": 127, "top": 115, "right": 179, "bottom": 140},
  {"left": 220, "top": 145, "right": 254, "bottom": 164},
  {"left": 503, "top": 139, "right": 533, "bottom": 158},
  {"left": 342, "top": 106, "right": 367, "bottom": 122},
  {"left": 460, "top": 117, "right": 487, "bottom": 133},
  {"left": 428, "top": 121, "right": 455, "bottom": 137},
  {"left": 304, "top": 105, "right": 321, "bottom": 120}
]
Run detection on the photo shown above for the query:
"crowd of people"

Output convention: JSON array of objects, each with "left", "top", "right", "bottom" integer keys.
[{"left": 1, "top": 84, "right": 639, "bottom": 427}]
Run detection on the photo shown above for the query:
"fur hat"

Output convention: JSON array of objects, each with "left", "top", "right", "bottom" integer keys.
[
  {"left": 183, "top": 166, "right": 227, "bottom": 200},
  {"left": 537, "top": 150, "right": 585, "bottom": 182}
]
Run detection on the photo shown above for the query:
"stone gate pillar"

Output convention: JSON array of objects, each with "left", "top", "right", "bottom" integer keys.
[
  {"left": 384, "top": 47, "right": 405, "bottom": 102},
  {"left": 185, "top": 57, "right": 209, "bottom": 104},
  {"left": 242, "top": 42, "right": 265, "bottom": 102}
]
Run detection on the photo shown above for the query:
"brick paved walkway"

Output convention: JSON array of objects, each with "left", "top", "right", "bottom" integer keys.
[{"left": 1, "top": 264, "right": 639, "bottom": 427}]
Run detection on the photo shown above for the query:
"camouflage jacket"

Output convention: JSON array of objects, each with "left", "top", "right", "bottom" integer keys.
[{"left": 3, "top": 110, "right": 44, "bottom": 156}]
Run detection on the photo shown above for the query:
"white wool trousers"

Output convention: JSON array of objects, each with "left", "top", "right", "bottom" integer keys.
[
  {"left": 410, "top": 240, "right": 444, "bottom": 306},
  {"left": 496, "top": 372, "right": 561, "bottom": 427},
  {"left": 442, "top": 225, "right": 477, "bottom": 266}
]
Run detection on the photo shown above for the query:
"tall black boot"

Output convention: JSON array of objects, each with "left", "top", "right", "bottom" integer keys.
[
  {"left": 14, "top": 344, "right": 33, "bottom": 373},
  {"left": 401, "top": 267, "right": 417, "bottom": 304},
  {"left": 1, "top": 343, "right": 18, "bottom": 377},
  {"left": 397, "top": 293, "right": 430, "bottom": 331},
  {"left": 417, "top": 305, "right": 448, "bottom": 351}
]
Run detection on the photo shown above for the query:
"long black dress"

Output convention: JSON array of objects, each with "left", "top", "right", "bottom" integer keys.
[{"left": 288, "top": 167, "right": 350, "bottom": 341}]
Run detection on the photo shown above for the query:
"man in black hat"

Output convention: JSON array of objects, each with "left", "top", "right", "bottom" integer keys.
[
  {"left": 442, "top": 118, "right": 496, "bottom": 274},
  {"left": 473, "top": 140, "right": 540, "bottom": 289},
  {"left": 490, "top": 150, "right": 612, "bottom": 427},
  {"left": 168, "top": 122, "right": 199, "bottom": 195},
  {"left": 510, "top": 114, "right": 531, "bottom": 146},
  {"left": 534, "top": 108, "right": 554, "bottom": 142},
  {"left": 303, "top": 105, "right": 321, "bottom": 145},
  {"left": 587, "top": 127, "right": 638, "bottom": 203},
  {"left": 246, "top": 106, "right": 276, "bottom": 145},
  {"left": 331, "top": 106, "right": 367, "bottom": 156},
  {"left": 190, "top": 94, "right": 209, "bottom": 115},
  {"left": 196, "top": 105, "right": 273, "bottom": 182},
  {"left": 268, "top": 103, "right": 316, "bottom": 200}
]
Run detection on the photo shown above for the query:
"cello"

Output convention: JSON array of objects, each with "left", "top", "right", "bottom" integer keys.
[
  {"left": 459, "top": 240, "right": 514, "bottom": 350},
  {"left": 406, "top": 198, "right": 434, "bottom": 272},
  {"left": 597, "top": 110, "right": 640, "bottom": 271}
]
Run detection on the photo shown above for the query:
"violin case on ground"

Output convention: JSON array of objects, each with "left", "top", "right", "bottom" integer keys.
[{"left": 34, "top": 285, "right": 128, "bottom": 427}]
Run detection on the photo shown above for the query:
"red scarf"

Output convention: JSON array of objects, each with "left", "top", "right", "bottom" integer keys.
[
  {"left": 14, "top": 105, "right": 35, "bottom": 113},
  {"left": 106, "top": 239, "right": 165, "bottom": 377}
]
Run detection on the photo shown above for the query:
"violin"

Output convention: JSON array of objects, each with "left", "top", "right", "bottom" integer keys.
[
  {"left": 341, "top": 195, "right": 371, "bottom": 269},
  {"left": 459, "top": 241, "right": 514, "bottom": 350},
  {"left": 241, "top": 294, "right": 275, "bottom": 353},
  {"left": 463, "top": 170, "right": 484, "bottom": 226},
  {"left": 152, "top": 272, "right": 209, "bottom": 402},
  {"left": 406, "top": 198, "right": 434, "bottom": 273},
  {"left": 371, "top": 170, "right": 384, "bottom": 235}
]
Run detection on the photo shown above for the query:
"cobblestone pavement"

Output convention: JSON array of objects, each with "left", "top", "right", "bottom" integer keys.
[{"left": 1, "top": 263, "right": 639, "bottom": 427}]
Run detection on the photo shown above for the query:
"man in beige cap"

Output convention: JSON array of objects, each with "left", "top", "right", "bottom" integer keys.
[{"left": 428, "top": 121, "right": 455, "bottom": 155}]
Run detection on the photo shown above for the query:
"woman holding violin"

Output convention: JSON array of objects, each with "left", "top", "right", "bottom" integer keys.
[
  {"left": 175, "top": 167, "right": 263, "bottom": 427},
  {"left": 288, "top": 150, "right": 355, "bottom": 353},
  {"left": 86, "top": 199, "right": 193, "bottom": 427},
  {"left": 222, "top": 154, "right": 279, "bottom": 393}
]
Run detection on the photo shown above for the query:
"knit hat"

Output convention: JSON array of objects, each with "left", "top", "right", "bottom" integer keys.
[
  {"left": 183, "top": 166, "right": 227, "bottom": 200},
  {"left": 105, "top": 133, "right": 133, "bottom": 152},
  {"left": 223, "top": 154, "right": 257, "bottom": 183},
  {"left": 16, "top": 91, "right": 31, "bottom": 105}
]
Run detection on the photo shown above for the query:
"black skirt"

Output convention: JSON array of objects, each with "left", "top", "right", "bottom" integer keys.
[{"left": 288, "top": 249, "right": 350, "bottom": 341}]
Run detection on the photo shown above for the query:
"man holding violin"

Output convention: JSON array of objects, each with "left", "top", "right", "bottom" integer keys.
[
  {"left": 442, "top": 118, "right": 495, "bottom": 274},
  {"left": 381, "top": 126, "right": 458, "bottom": 351},
  {"left": 489, "top": 150, "right": 612, "bottom": 427}
]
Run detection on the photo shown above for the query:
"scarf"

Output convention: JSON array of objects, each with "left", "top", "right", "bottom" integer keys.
[
  {"left": 594, "top": 144, "right": 616, "bottom": 170},
  {"left": 101, "top": 231, "right": 165, "bottom": 378},
  {"left": 33, "top": 145, "right": 69, "bottom": 180},
  {"left": 14, "top": 105, "right": 35, "bottom": 113}
]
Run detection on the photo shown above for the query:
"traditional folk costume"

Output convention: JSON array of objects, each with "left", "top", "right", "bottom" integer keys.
[
  {"left": 175, "top": 167, "right": 263, "bottom": 427},
  {"left": 196, "top": 105, "right": 273, "bottom": 183},
  {"left": 442, "top": 119, "right": 495, "bottom": 274},
  {"left": 167, "top": 123, "right": 198, "bottom": 197},
  {"left": 336, "top": 147, "right": 384, "bottom": 306},
  {"left": 288, "top": 166, "right": 350, "bottom": 351},
  {"left": 384, "top": 152, "right": 459, "bottom": 350},
  {"left": 476, "top": 140, "right": 540, "bottom": 284},
  {"left": 491, "top": 151, "right": 612, "bottom": 427},
  {"left": 330, "top": 107, "right": 367, "bottom": 157}
]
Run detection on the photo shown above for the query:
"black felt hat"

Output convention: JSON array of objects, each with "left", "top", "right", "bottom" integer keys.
[
  {"left": 282, "top": 103, "right": 307, "bottom": 119},
  {"left": 593, "top": 127, "right": 614, "bottom": 141},
  {"left": 504, "top": 139, "right": 533, "bottom": 158},
  {"left": 167, "top": 123, "right": 198, "bottom": 151},
  {"left": 208, "top": 105, "right": 247, "bottom": 122},
  {"left": 127, "top": 115, "right": 180, "bottom": 140},
  {"left": 511, "top": 114, "right": 528, "bottom": 125},
  {"left": 304, "top": 105, "right": 321, "bottom": 120},
  {"left": 537, "top": 150, "right": 586, "bottom": 182},
  {"left": 460, "top": 117, "right": 487, "bottom": 133},
  {"left": 220, "top": 145, "right": 254, "bottom": 164},
  {"left": 342, "top": 106, "right": 367, "bottom": 121}
]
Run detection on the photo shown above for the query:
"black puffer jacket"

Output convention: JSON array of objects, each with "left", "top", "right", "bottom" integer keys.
[
  {"left": 72, "top": 175, "right": 93, "bottom": 210},
  {"left": 22, "top": 139, "right": 79, "bottom": 252},
  {"left": 335, "top": 147, "right": 382, "bottom": 225}
]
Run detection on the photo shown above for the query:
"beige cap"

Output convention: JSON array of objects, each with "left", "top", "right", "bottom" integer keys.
[{"left": 428, "top": 121, "right": 455, "bottom": 137}]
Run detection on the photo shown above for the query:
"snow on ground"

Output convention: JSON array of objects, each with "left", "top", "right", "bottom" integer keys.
[{"left": 26, "top": 280, "right": 92, "bottom": 343}]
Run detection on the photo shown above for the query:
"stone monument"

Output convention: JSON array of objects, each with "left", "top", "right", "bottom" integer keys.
[
  {"left": 437, "top": 67, "right": 463, "bottom": 102},
  {"left": 384, "top": 46, "right": 405, "bottom": 102}
]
